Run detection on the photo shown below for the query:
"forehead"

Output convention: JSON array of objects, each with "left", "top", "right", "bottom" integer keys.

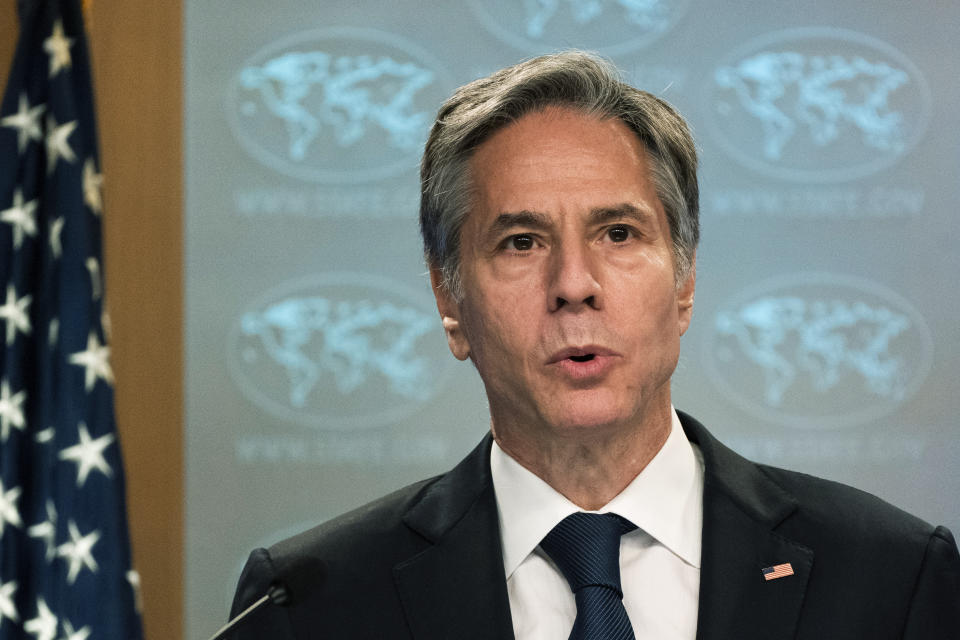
[{"left": 465, "top": 107, "right": 659, "bottom": 223}]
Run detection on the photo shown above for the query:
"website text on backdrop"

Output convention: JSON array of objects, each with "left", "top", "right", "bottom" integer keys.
[{"left": 228, "top": 51, "right": 960, "bottom": 639}]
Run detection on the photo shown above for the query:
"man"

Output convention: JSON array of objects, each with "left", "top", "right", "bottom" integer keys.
[{"left": 229, "top": 51, "right": 959, "bottom": 639}]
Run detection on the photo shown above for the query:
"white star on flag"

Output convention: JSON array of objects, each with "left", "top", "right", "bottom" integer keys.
[
  {"left": 0, "top": 379, "right": 27, "bottom": 443},
  {"left": 45, "top": 114, "right": 77, "bottom": 174},
  {"left": 58, "top": 422, "right": 114, "bottom": 487},
  {"left": 82, "top": 158, "right": 103, "bottom": 215},
  {"left": 49, "top": 216, "right": 65, "bottom": 259},
  {"left": 43, "top": 19, "right": 74, "bottom": 77},
  {"left": 23, "top": 597, "right": 58, "bottom": 640},
  {"left": 100, "top": 309, "right": 111, "bottom": 340},
  {"left": 56, "top": 520, "right": 101, "bottom": 585},
  {"left": 84, "top": 257, "right": 102, "bottom": 300},
  {"left": 127, "top": 570, "right": 143, "bottom": 613},
  {"left": 0, "top": 284, "right": 32, "bottom": 345},
  {"left": 28, "top": 500, "right": 59, "bottom": 562},
  {"left": 1, "top": 188, "right": 39, "bottom": 249},
  {"left": 0, "top": 479, "right": 24, "bottom": 540},
  {"left": 48, "top": 318, "right": 60, "bottom": 348},
  {"left": 68, "top": 332, "right": 113, "bottom": 392},
  {"left": 0, "top": 579, "right": 18, "bottom": 626},
  {"left": 59, "top": 619, "right": 92, "bottom": 640},
  {"left": 1, "top": 93, "right": 45, "bottom": 153}
]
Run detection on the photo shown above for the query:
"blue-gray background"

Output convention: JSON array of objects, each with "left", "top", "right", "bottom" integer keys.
[{"left": 184, "top": 2, "right": 959, "bottom": 637}]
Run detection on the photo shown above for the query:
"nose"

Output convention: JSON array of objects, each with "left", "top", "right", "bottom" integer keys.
[{"left": 547, "top": 241, "right": 602, "bottom": 312}]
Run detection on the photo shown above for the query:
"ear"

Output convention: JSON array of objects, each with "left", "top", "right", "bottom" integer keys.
[
  {"left": 429, "top": 266, "right": 471, "bottom": 361},
  {"left": 676, "top": 256, "right": 696, "bottom": 337}
]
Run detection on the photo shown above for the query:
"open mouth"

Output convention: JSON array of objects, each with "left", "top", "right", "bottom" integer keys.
[{"left": 548, "top": 346, "right": 616, "bottom": 368}]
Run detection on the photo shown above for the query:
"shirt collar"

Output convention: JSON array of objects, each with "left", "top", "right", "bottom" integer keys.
[{"left": 491, "top": 408, "right": 704, "bottom": 579}]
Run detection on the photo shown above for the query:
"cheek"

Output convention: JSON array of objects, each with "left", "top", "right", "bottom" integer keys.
[
  {"left": 617, "top": 282, "right": 682, "bottom": 347},
  {"left": 616, "top": 263, "right": 677, "bottom": 313},
  {"left": 461, "top": 298, "right": 536, "bottom": 366}
]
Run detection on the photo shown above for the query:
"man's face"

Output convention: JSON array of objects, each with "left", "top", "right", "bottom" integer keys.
[{"left": 432, "top": 107, "right": 695, "bottom": 448}]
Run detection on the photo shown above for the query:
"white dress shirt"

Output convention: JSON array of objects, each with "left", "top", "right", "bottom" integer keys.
[{"left": 490, "top": 409, "right": 704, "bottom": 640}]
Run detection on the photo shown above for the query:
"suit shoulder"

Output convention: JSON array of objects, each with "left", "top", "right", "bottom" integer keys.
[
  {"left": 757, "top": 463, "right": 938, "bottom": 545},
  {"left": 229, "top": 474, "right": 450, "bottom": 636},
  {"left": 270, "top": 473, "right": 442, "bottom": 563}
]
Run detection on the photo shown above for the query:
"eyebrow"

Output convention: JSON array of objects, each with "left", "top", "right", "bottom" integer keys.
[
  {"left": 487, "top": 210, "right": 552, "bottom": 237},
  {"left": 587, "top": 203, "right": 657, "bottom": 226}
]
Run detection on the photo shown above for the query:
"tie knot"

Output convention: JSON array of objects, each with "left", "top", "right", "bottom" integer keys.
[{"left": 540, "top": 512, "right": 637, "bottom": 594}]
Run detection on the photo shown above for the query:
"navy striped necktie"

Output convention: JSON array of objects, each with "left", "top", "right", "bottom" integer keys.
[{"left": 540, "top": 512, "right": 638, "bottom": 640}]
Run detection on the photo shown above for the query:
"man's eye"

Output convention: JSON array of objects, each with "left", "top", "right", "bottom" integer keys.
[
  {"left": 507, "top": 234, "right": 534, "bottom": 251},
  {"left": 607, "top": 226, "right": 631, "bottom": 243}
]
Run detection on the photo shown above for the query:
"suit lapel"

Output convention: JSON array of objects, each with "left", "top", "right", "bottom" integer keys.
[
  {"left": 394, "top": 434, "right": 515, "bottom": 640},
  {"left": 681, "top": 413, "right": 814, "bottom": 640}
]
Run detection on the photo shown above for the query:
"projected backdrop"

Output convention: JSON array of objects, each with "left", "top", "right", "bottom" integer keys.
[{"left": 184, "top": 1, "right": 959, "bottom": 637}]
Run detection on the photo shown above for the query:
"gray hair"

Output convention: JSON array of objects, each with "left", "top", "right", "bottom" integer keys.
[{"left": 419, "top": 50, "right": 699, "bottom": 300}]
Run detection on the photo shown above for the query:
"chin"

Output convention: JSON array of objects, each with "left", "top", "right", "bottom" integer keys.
[{"left": 544, "top": 399, "right": 634, "bottom": 435}]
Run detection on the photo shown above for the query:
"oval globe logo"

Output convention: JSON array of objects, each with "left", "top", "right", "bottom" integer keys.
[
  {"left": 227, "top": 273, "right": 452, "bottom": 429},
  {"left": 704, "top": 273, "right": 933, "bottom": 429},
  {"left": 707, "top": 28, "right": 931, "bottom": 182},
  {"left": 468, "top": 0, "right": 691, "bottom": 55},
  {"left": 225, "top": 27, "right": 451, "bottom": 183}
]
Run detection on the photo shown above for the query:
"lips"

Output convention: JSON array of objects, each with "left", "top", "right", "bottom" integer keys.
[
  {"left": 547, "top": 345, "right": 619, "bottom": 364},
  {"left": 547, "top": 346, "right": 620, "bottom": 380}
]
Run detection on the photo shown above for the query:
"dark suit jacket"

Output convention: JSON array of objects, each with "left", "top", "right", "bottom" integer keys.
[{"left": 229, "top": 412, "right": 960, "bottom": 638}]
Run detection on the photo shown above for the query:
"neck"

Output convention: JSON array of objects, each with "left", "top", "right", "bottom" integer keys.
[{"left": 491, "top": 402, "right": 674, "bottom": 510}]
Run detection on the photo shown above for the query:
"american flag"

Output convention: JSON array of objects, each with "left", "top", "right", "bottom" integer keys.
[
  {"left": 761, "top": 562, "right": 795, "bottom": 582},
  {"left": 0, "top": 1, "right": 144, "bottom": 638}
]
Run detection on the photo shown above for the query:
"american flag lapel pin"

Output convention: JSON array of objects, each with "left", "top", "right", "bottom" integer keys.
[{"left": 762, "top": 563, "right": 795, "bottom": 581}]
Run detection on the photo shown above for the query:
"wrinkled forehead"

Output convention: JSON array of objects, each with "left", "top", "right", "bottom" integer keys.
[{"left": 463, "top": 107, "right": 658, "bottom": 217}]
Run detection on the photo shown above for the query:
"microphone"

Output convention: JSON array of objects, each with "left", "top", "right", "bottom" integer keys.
[{"left": 206, "top": 554, "right": 325, "bottom": 640}]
